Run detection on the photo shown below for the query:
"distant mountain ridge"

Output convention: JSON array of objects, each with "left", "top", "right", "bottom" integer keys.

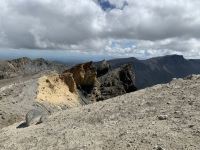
[
  {"left": 0, "top": 57, "right": 67, "bottom": 80},
  {"left": 1, "top": 55, "right": 200, "bottom": 90},
  {"left": 108, "top": 55, "right": 200, "bottom": 89}
]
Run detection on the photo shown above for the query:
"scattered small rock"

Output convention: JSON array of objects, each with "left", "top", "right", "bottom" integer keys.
[
  {"left": 188, "top": 124, "right": 195, "bottom": 128},
  {"left": 157, "top": 115, "right": 168, "bottom": 120},
  {"left": 1, "top": 116, "right": 5, "bottom": 120},
  {"left": 126, "top": 143, "right": 131, "bottom": 147},
  {"left": 154, "top": 145, "right": 165, "bottom": 150},
  {"left": 152, "top": 133, "right": 157, "bottom": 138},
  {"left": 188, "top": 101, "right": 194, "bottom": 105},
  {"left": 2, "top": 93, "right": 7, "bottom": 96}
]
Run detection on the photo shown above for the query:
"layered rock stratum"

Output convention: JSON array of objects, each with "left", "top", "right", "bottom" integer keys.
[{"left": 1, "top": 75, "right": 200, "bottom": 149}]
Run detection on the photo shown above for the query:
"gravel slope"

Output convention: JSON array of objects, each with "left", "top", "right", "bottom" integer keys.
[
  {"left": 0, "top": 71, "right": 62, "bottom": 129},
  {"left": 0, "top": 75, "right": 200, "bottom": 150}
]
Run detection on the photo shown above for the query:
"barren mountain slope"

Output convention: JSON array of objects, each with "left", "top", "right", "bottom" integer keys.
[
  {"left": 0, "top": 71, "right": 63, "bottom": 129},
  {"left": 0, "top": 61, "right": 136, "bottom": 129},
  {"left": 1, "top": 75, "right": 200, "bottom": 150},
  {"left": 0, "top": 71, "right": 86, "bottom": 129}
]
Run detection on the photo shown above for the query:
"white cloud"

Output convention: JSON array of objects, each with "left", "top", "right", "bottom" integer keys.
[{"left": 1, "top": 0, "right": 200, "bottom": 58}]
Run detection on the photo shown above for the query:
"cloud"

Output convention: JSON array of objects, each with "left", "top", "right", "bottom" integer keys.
[{"left": 0, "top": 0, "right": 200, "bottom": 58}]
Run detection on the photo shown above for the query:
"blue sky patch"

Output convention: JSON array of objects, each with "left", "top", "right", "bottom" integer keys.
[
  {"left": 98, "top": 0, "right": 128, "bottom": 11},
  {"left": 98, "top": 0, "right": 116, "bottom": 11}
]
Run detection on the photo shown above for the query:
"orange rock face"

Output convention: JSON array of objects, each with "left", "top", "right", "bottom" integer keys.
[
  {"left": 63, "top": 62, "right": 98, "bottom": 88},
  {"left": 59, "top": 72, "right": 77, "bottom": 93}
]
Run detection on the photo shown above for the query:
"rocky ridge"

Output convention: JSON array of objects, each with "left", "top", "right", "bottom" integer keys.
[
  {"left": 0, "top": 57, "right": 67, "bottom": 80},
  {"left": 108, "top": 54, "right": 200, "bottom": 89}
]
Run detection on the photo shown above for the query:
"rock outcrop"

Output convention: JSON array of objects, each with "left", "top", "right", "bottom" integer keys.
[
  {"left": 60, "top": 61, "right": 137, "bottom": 102},
  {"left": 63, "top": 61, "right": 98, "bottom": 89},
  {"left": 37, "top": 73, "right": 81, "bottom": 108},
  {"left": 97, "top": 64, "right": 137, "bottom": 101},
  {"left": 60, "top": 72, "right": 77, "bottom": 93},
  {"left": 94, "top": 60, "right": 111, "bottom": 77}
]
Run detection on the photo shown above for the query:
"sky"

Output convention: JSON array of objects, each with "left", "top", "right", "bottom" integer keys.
[{"left": 0, "top": 0, "right": 200, "bottom": 61}]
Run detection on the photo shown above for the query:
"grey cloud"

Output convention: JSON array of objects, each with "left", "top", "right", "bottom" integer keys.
[
  {"left": 1, "top": 0, "right": 104, "bottom": 49},
  {"left": 0, "top": 0, "right": 200, "bottom": 58}
]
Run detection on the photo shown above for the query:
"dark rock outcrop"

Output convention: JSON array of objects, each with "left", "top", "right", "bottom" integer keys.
[
  {"left": 96, "top": 64, "right": 137, "bottom": 101},
  {"left": 94, "top": 60, "right": 111, "bottom": 77},
  {"left": 61, "top": 61, "right": 137, "bottom": 102}
]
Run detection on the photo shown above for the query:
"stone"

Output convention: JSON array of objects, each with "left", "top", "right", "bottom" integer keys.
[
  {"left": 154, "top": 146, "right": 165, "bottom": 150},
  {"left": 157, "top": 115, "right": 168, "bottom": 120},
  {"left": 25, "top": 109, "right": 46, "bottom": 126}
]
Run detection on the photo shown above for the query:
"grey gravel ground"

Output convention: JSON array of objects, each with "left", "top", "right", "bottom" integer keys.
[
  {"left": 0, "top": 71, "right": 60, "bottom": 129},
  {"left": 0, "top": 75, "right": 200, "bottom": 150}
]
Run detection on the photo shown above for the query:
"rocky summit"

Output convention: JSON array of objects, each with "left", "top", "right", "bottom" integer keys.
[{"left": 1, "top": 74, "right": 200, "bottom": 149}]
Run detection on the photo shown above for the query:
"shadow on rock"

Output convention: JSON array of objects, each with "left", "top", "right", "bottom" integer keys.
[{"left": 16, "top": 122, "right": 27, "bottom": 129}]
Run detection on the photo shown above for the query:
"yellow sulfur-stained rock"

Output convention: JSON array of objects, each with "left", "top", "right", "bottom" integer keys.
[{"left": 37, "top": 73, "right": 81, "bottom": 108}]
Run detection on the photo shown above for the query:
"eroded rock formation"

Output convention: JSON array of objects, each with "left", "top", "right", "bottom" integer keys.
[
  {"left": 63, "top": 61, "right": 98, "bottom": 88},
  {"left": 95, "top": 60, "right": 111, "bottom": 77},
  {"left": 37, "top": 73, "right": 81, "bottom": 108},
  {"left": 97, "top": 64, "right": 137, "bottom": 101},
  {"left": 36, "top": 61, "right": 137, "bottom": 109},
  {"left": 60, "top": 61, "right": 137, "bottom": 103}
]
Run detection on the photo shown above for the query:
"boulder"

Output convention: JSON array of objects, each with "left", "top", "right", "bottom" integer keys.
[{"left": 25, "top": 109, "right": 45, "bottom": 126}]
